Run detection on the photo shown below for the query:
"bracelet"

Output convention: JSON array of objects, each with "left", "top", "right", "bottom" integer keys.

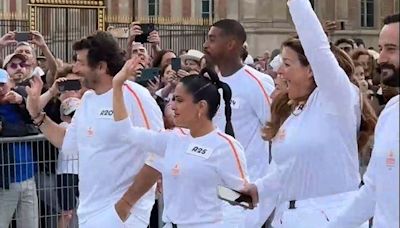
[
  {"left": 31, "top": 111, "right": 44, "bottom": 120},
  {"left": 121, "top": 197, "right": 133, "bottom": 208},
  {"left": 33, "top": 112, "right": 46, "bottom": 127}
]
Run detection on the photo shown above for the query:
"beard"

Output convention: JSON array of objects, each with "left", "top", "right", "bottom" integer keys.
[{"left": 379, "top": 63, "right": 400, "bottom": 87}]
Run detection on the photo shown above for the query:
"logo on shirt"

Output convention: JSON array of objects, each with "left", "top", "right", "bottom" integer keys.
[
  {"left": 230, "top": 98, "right": 240, "bottom": 109},
  {"left": 386, "top": 151, "right": 396, "bottom": 169},
  {"left": 172, "top": 164, "right": 180, "bottom": 176},
  {"left": 87, "top": 127, "right": 94, "bottom": 137},
  {"left": 186, "top": 144, "right": 213, "bottom": 159}
]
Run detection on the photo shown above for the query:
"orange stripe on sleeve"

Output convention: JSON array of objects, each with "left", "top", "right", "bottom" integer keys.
[
  {"left": 124, "top": 84, "right": 151, "bottom": 129},
  {"left": 244, "top": 69, "right": 272, "bottom": 105},
  {"left": 217, "top": 132, "right": 247, "bottom": 182}
]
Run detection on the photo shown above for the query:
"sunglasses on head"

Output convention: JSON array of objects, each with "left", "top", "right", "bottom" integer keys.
[{"left": 9, "top": 62, "right": 29, "bottom": 69}]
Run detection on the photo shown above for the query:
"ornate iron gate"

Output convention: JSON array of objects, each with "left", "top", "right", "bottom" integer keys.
[{"left": 28, "top": 0, "right": 105, "bottom": 62}]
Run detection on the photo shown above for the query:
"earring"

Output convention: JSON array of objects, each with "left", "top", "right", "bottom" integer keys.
[{"left": 197, "top": 112, "right": 201, "bottom": 119}]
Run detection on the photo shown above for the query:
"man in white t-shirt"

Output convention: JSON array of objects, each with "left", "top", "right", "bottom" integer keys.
[
  {"left": 327, "top": 13, "right": 399, "bottom": 228},
  {"left": 25, "top": 31, "right": 163, "bottom": 228},
  {"left": 203, "top": 19, "right": 275, "bottom": 228}
]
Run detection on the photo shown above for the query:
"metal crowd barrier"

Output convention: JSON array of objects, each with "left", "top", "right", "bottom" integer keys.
[{"left": 0, "top": 135, "right": 163, "bottom": 228}]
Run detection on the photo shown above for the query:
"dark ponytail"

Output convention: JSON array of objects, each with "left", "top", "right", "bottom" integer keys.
[{"left": 200, "top": 68, "right": 235, "bottom": 137}]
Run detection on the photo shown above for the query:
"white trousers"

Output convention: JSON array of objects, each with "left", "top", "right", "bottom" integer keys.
[
  {"left": 79, "top": 204, "right": 148, "bottom": 228},
  {"left": 222, "top": 201, "right": 246, "bottom": 228},
  {"left": 272, "top": 191, "right": 369, "bottom": 228}
]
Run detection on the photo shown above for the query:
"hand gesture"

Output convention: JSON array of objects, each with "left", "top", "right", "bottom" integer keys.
[
  {"left": 113, "top": 57, "right": 145, "bottom": 87},
  {"left": 147, "top": 76, "right": 161, "bottom": 96},
  {"left": 4, "top": 91, "right": 23, "bottom": 104},
  {"left": 30, "top": 31, "right": 47, "bottom": 48},
  {"left": 148, "top": 30, "right": 160, "bottom": 46},
  {"left": 26, "top": 76, "right": 44, "bottom": 118},
  {"left": 0, "top": 32, "right": 17, "bottom": 48}
]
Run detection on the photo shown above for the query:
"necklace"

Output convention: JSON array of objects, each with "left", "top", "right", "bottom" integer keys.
[{"left": 291, "top": 102, "right": 306, "bottom": 116}]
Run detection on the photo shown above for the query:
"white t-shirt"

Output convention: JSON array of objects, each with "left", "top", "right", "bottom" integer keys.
[
  {"left": 327, "top": 95, "right": 399, "bottom": 228},
  {"left": 214, "top": 64, "right": 274, "bottom": 181},
  {"left": 62, "top": 81, "right": 164, "bottom": 223},
  {"left": 115, "top": 123, "right": 249, "bottom": 225},
  {"left": 255, "top": 0, "right": 361, "bottom": 219},
  {"left": 57, "top": 122, "right": 78, "bottom": 175}
]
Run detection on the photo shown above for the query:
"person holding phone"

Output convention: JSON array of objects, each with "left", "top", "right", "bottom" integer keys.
[
  {"left": 127, "top": 22, "right": 161, "bottom": 59},
  {"left": 112, "top": 58, "right": 250, "bottom": 228}
]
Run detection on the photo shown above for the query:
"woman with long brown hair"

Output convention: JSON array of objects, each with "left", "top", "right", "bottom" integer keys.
[{"left": 242, "top": 0, "right": 372, "bottom": 227}]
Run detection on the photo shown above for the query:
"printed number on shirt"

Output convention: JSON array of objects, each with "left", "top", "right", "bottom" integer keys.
[
  {"left": 186, "top": 144, "right": 213, "bottom": 159},
  {"left": 98, "top": 108, "right": 114, "bottom": 119}
]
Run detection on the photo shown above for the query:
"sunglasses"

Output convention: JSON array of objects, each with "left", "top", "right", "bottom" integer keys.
[
  {"left": 9, "top": 62, "right": 29, "bottom": 69},
  {"left": 340, "top": 47, "right": 352, "bottom": 53}
]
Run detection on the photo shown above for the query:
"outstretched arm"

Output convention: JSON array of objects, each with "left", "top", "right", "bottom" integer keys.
[{"left": 288, "top": 0, "right": 353, "bottom": 113}]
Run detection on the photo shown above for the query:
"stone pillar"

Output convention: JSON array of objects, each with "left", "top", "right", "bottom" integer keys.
[
  {"left": 172, "top": 0, "right": 182, "bottom": 18},
  {"left": 226, "top": 0, "right": 239, "bottom": 20},
  {"left": 182, "top": 0, "right": 191, "bottom": 18},
  {"left": 240, "top": 0, "right": 257, "bottom": 21}
]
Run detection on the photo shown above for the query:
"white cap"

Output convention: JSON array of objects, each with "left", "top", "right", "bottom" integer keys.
[
  {"left": 269, "top": 54, "right": 282, "bottom": 72},
  {"left": 0, "top": 69, "right": 9, "bottom": 83},
  {"left": 181, "top": 49, "right": 204, "bottom": 63},
  {"left": 3, "top": 53, "right": 27, "bottom": 68},
  {"left": 60, "top": 97, "right": 81, "bottom": 116}
]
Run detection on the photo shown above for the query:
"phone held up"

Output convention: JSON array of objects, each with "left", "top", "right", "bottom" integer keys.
[
  {"left": 171, "top": 58, "right": 181, "bottom": 72},
  {"left": 58, "top": 80, "right": 82, "bottom": 92},
  {"left": 15, "top": 31, "right": 32, "bottom": 42},
  {"left": 217, "top": 185, "right": 254, "bottom": 209},
  {"left": 134, "top": 23, "right": 156, "bottom": 44},
  {"left": 136, "top": 68, "right": 160, "bottom": 87}
]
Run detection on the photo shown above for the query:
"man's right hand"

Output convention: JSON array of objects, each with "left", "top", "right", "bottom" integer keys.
[
  {"left": 26, "top": 76, "right": 44, "bottom": 118},
  {"left": 0, "top": 32, "right": 17, "bottom": 48},
  {"left": 130, "top": 24, "right": 143, "bottom": 38}
]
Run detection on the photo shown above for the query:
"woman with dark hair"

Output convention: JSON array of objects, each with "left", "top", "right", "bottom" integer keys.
[
  {"left": 111, "top": 58, "right": 249, "bottom": 228},
  {"left": 242, "top": 0, "right": 371, "bottom": 227},
  {"left": 152, "top": 49, "right": 176, "bottom": 68}
]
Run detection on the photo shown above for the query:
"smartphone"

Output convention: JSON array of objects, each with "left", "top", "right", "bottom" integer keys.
[
  {"left": 58, "top": 79, "right": 82, "bottom": 92},
  {"left": 15, "top": 32, "right": 32, "bottom": 42},
  {"left": 171, "top": 58, "right": 181, "bottom": 72},
  {"left": 217, "top": 185, "right": 253, "bottom": 209},
  {"left": 136, "top": 68, "right": 160, "bottom": 86},
  {"left": 134, "top": 23, "right": 155, "bottom": 43}
]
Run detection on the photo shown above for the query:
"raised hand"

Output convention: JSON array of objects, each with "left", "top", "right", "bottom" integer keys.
[
  {"left": 0, "top": 32, "right": 17, "bottom": 48},
  {"left": 30, "top": 31, "right": 47, "bottom": 48},
  {"left": 129, "top": 23, "right": 143, "bottom": 37},
  {"left": 113, "top": 57, "right": 146, "bottom": 87},
  {"left": 148, "top": 30, "right": 161, "bottom": 46},
  {"left": 26, "top": 76, "right": 44, "bottom": 118}
]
